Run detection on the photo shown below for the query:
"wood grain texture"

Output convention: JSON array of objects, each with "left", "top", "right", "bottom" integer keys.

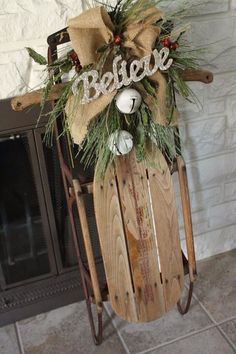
[
  {"left": 115, "top": 151, "right": 165, "bottom": 322},
  {"left": 94, "top": 152, "right": 185, "bottom": 323},
  {"left": 73, "top": 179, "right": 103, "bottom": 313},
  {"left": 11, "top": 83, "right": 65, "bottom": 112},
  {"left": 148, "top": 152, "right": 184, "bottom": 311},
  {"left": 180, "top": 69, "right": 213, "bottom": 84},
  {"left": 177, "top": 156, "right": 197, "bottom": 282},
  {"left": 94, "top": 166, "right": 138, "bottom": 322}
]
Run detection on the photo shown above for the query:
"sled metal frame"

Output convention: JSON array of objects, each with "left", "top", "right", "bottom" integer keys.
[{"left": 47, "top": 27, "right": 200, "bottom": 344}]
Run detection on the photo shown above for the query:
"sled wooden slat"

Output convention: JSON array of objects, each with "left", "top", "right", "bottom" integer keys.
[
  {"left": 148, "top": 153, "right": 184, "bottom": 311},
  {"left": 94, "top": 151, "right": 185, "bottom": 323},
  {"left": 94, "top": 167, "right": 138, "bottom": 322},
  {"left": 115, "top": 151, "right": 165, "bottom": 322}
]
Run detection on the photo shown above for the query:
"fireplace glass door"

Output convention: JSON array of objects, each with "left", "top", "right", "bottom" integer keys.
[{"left": 0, "top": 131, "right": 56, "bottom": 289}]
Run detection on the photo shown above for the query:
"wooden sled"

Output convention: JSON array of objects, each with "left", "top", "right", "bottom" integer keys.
[
  {"left": 94, "top": 150, "right": 184, "bottom": 322},
  {"left": 11, "top": 27, "right": 213, "bottom": 343}
]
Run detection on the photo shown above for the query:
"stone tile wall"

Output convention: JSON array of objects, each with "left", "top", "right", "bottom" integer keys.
[{"left": 1, "top": 0, "right": 236, "bottom": 259}]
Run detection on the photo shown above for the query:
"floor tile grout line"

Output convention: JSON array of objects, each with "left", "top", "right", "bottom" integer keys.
[
  {"left": 102, "top": 280, "right": 236, "bottom": 354},
  {"left": 191, "top": 292, "right": 218, "bottom": 325},
  {"left": 191, "top": 292, "right": 236, "bottom": 352},
  {"left": 103, "top": 303, "right": 131, "bottom": 354},
  {"left": 103, "top": 291, "right": 227, "bottom": 354},
  {"left": 217, "top": 315, "right": 236, "bottom": 326},
  {"left": 136, "top": 324, "right": 218, "bottom": 354},
  {"left": 14, "top": 322, "right": 25, "bottom": 354},
  {"left": 217, "top": 324, "right": 236, "bottom": 352},
  {"left": 187, "top": 285, "right": 236, "bottom": 326}
]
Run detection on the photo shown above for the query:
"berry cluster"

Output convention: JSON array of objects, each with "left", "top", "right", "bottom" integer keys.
[
  {"left": 69, "top": 50, "right": 82, "bottom": 72},
  {"left": 161, "top": 37, "right": 179, "bottom": 50},
  {"left": 113, "top": 34, "right": 122, "bottom": 45}
]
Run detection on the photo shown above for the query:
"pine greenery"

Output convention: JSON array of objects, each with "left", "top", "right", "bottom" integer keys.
[{"left": 27, "top": 0, "right": 203, "bottom": 176}]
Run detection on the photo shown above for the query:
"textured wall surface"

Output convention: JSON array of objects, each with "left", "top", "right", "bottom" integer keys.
[{"left": 0, "top": 0, "right": 236, "bottom": 260}]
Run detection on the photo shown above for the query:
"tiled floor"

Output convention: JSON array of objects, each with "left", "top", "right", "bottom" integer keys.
[{"left": 0, "top": 249, "right": 236, "bottom": 354}]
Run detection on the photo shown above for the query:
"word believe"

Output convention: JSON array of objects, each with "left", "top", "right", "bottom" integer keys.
[{"left": 72, "top": 48, "right": 173, "bottom": 104}]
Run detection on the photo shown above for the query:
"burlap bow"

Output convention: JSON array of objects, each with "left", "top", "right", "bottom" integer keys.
[{"left": 66, "top": 6, "right": 170, "bottom": 145}]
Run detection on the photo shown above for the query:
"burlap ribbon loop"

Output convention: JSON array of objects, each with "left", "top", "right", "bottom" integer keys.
[
  {"left": 66, "top": 6, "right": 170, "bottom": 145},
  {"left": 122, "top": 8, "right": 163, "bottom": 58},
  {"left": 67, "top": 7, "right": 114, "bottom": 67}
]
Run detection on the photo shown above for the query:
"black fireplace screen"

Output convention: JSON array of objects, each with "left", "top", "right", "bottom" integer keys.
[
  {"left": 42, "top": 138, "right": 78, "bottom": 268},
  {"left": 0, "top": 133, "right": 52, "bottom": 286},
  {"left": 0, "top": 127, "right": 104, "bottom": 290},
  {"left": 0, "top": 100, "right": 105, "bottom": 326}
]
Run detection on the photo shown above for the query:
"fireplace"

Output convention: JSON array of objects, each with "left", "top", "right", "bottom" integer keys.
[{"left": 0, "top": 99, "right": 104, "bottom": 326}]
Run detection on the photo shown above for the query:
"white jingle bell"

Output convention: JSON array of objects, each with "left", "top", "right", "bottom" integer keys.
[
  {"left": 115, "top": 88, "right": 142, "bottom": 114},
  {"left": 108, "top": 130, "right": 133, "bottom": 156}
]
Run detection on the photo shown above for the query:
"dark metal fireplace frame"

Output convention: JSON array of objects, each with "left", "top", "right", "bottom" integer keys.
[{"left": 0, "top": 100, "right": 105, "bottom": 328}]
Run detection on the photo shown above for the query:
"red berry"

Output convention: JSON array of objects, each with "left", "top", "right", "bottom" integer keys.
[
  {"left": 69, "top": 50, "right": 78, "bottom": 62},
  {"left": 113, "top": 35, "right": 122, "bottom": 45},
  {"left": 69, "top": 50, "right": 82, "bottom": 71},
  {"left": 170, "top": 42, "right": 179, "bottom": 50},
  {"left": 161, "top": 37, "right": 171, "bottom": 48}
]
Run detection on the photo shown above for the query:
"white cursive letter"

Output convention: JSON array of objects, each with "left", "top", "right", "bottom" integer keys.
[
  {"left": 159, "top": 48, "right": 173, "bottom": 71},
  {"left": 79, "top": 70, "right": 101, "bottom": 104}
]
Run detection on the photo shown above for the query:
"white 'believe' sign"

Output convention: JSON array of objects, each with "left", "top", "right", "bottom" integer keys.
[{"left": 72, "top": 47, "right": 173, "bottom": 104}]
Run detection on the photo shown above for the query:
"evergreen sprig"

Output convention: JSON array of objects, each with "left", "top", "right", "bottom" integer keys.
[
  {"left": 26, "top": 0, "right": 203, "bottom": 177},
  {"left": 26, "top": 47, "right": 47, "bottom": 65}
]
